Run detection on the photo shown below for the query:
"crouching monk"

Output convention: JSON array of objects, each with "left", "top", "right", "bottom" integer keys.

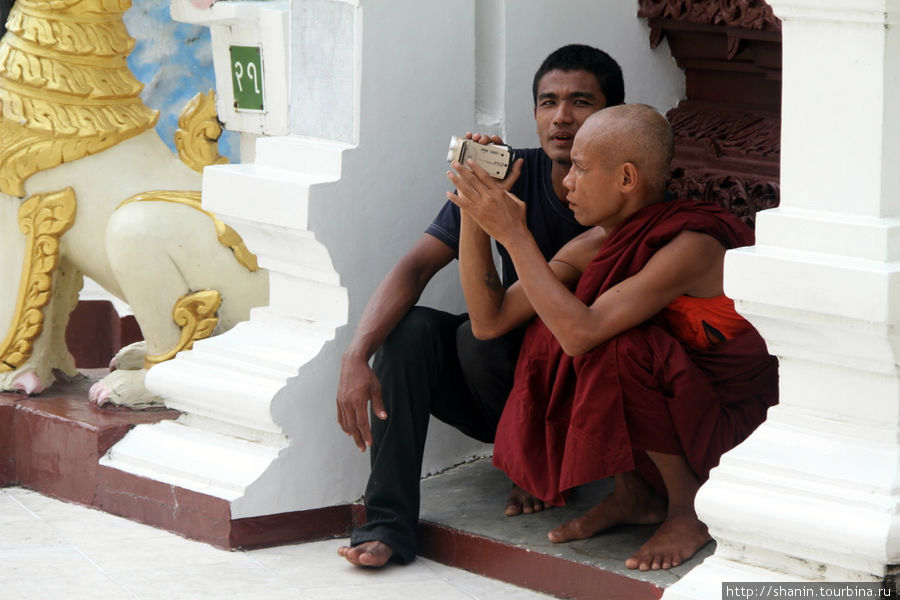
[{"left": 446, "top": 104, "right": 778, "bottom": 571}]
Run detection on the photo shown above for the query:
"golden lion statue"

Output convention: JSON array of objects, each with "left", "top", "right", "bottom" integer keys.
[{"left": 0, "top": 0, "right": 268, "bottom": 407}]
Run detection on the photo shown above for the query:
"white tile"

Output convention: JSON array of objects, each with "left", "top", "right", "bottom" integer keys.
[
  {"left": 76, "top": 532, "right": 254, "bottom": 575},
  {"left": 301, "top": 577, "right": 494, "bottom": 600},
  {"left": 0, "top": 518, "right": 65, "bottom": 550},
  {"left": 0, "top": 544, "right": 103, "bottom": 581},
  {"left": 0, "top": 489, "right": 39, "bottom": 522},
  {"left": 4, "top": 488, "right": 80, "bottom": 514},
  {"left": 248, "top": 538, "right": 443, "bottom": 590},
  {"left": 107, "top": 561, "right": 299, "bottom": 600},
  {"left": 48, "top": 513, "right": 188, "bottom": 547},
  {"left": 0, "top": 577, "right": 136, "bottom": 600},
  {"left": 0, "top": 490, "right": 558, "bottom": 600}
]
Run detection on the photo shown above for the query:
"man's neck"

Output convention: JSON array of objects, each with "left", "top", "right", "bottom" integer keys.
[{"left": 550, "top": 160, "right": 571, "bottom": 202}]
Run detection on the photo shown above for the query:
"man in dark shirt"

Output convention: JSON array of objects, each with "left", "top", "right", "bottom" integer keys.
[{"left": 337, "top": 44, "right": 625, "bottom": 567}]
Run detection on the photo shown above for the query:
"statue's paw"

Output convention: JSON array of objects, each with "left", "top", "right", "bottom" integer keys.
[
  {"left": 110, "top": 341, "right": 148, "bottom": 371},
  {"left": 88, "top": 381, "right": 112, "bottom": 405},
  {"left": 11, "top": 371, "right": 46, "bottom": 395},
  {"left": 89, "top": 369, "right": 164, "bottom": 409}
]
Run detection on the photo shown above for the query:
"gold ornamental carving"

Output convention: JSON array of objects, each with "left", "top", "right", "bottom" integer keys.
[
  {"left": 0, "top": 187, "right": 77, "bottom": 372},
  {"left": 0, "top": 0, "right": 158, "bottom": 197},
  {"left": 118, "top": 191, "right": 260, "bottom": 272},
  {"left": 174, "top": 90, "right": 230, "bottom": 173},
  {"left": 143, "top": 289, "right": 222, "bottom": 369}
]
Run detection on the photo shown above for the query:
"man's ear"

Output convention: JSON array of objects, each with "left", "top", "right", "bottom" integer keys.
[{"left": 620, "top": 163, "right": 638, "bottom": 193}]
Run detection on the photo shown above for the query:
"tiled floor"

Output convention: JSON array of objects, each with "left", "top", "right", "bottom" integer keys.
[{"left": 0, "top": 487, "right": 554, "bottom": 600}]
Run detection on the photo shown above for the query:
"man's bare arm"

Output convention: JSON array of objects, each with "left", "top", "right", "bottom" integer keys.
[{"left": 337, "top": 234, "right": 455, "bottom": 451}]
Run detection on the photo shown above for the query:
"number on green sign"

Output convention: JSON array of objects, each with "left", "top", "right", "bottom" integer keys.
[{"left": 230, "top": 45, "right": 264, "bottom": 111}]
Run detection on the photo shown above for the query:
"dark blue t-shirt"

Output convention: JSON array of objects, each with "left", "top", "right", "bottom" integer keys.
[{"left": 426, "top": 147, "right": 589, "bottom": 288}]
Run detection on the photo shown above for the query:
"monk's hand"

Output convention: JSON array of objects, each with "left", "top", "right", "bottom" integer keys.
[
  {"left": 447, "top": 157, "right": 525, "bottom": 246},
  {"left": 336, "top": 353, "right": 386, "bottom": 452},
  {"left": 466, "top": 131, "right": 505, "bottom": 147}
]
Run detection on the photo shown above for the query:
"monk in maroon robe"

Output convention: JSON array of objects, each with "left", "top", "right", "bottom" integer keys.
[{"left": 446, "top": 104, "right": 778, "bottom": 571}]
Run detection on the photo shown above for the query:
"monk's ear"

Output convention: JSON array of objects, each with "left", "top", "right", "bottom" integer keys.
[{"left": 620, "top": 163, "right": 639, "bottom": 193}]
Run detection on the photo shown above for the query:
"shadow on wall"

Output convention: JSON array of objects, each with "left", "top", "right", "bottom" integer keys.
[{"left": 1, "top": 0, "right": 13, "bottom": 38}]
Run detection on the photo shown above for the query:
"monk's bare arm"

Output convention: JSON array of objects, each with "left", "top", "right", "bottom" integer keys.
[
  {"left": 457, "top": 211, "right": 505, "bottom": 336},
  {"left": 448, "top": 158, "right": 598, "bottom": 344},
  {"left": 446, "top": 158, "right": 727, "bottom": 355},
  {"left": 459, "top": 223, "right": 606, "bottom": 339},
  {"left": 506, "top": 230, "right": 726, "bottom": 355}
]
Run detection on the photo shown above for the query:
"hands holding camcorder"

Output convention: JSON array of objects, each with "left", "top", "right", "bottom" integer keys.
[
  {"left": 466, "top": 132, "right": 504, "bottom": 146},
  {"left": 446, "top": 132, "right": 526, "bottom": 249}
]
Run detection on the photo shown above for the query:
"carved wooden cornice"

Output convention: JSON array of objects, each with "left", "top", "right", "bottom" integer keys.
[
  {"left": 638, "top": 0, "right": 781, "bottom": 32},
  {"left": 665, "top": 101, "right": 780, "bottom": 226},
  {"left": 669, "top": 103, "right": 780, "bottom": 161},
  {"left": 667, "top": 169, "right": 780, "bottom": 228},
  {"left": 638, "top": 0, "right": 782, "bottom": 225},
  {"left": 638, "top": 0, "right": 780, "bottom": 57}
]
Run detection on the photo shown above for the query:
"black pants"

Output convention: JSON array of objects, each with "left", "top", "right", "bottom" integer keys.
[{"left": 349, "top": 306, "right": 523, "bottom": 563}]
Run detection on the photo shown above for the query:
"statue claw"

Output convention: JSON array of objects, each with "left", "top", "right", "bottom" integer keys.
[
  {"left": 89, "top": 381, "right": 112, "bottom": 405},
  {"left": 90, "top": 369, "right": 164, "bottom": 409},
  {"left": 12, "top": 371, "right": 45, "bottom": 395}
]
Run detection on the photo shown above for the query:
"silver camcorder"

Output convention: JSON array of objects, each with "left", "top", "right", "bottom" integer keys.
[{"left": 446, "top": 136, "right": 514, "bottom": 179}]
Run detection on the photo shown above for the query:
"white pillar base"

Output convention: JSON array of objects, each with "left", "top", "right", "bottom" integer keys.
[
  {"left": 101, "top": 135, "right": 369, "bottom": 519},
  {"left": 664, "top": 1, "right": 900, "bottom": 591}
]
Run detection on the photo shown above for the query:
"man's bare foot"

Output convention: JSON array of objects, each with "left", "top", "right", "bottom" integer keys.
[
  {"left": 548, "top": 472, "right": 666, "bottom": 543},
  {"left": 625, "top": 513, "right": 711, "bottom": 571},
  {"left": 505, "top": 485, "right": 551, "bottom": 516},
  {"left": 337, "top": 540, "right": 394, "bottom": 567}
]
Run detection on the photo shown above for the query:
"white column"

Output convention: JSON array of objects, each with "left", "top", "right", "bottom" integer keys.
[
  {"left": 101, "top": 0, "right": 493, "bottom": 519},
  {"left": 665, "top": 2, "right": 900, "bottom": 597},
  {"left": 100, "top": 0, "right": 367, "bottom": 517}
]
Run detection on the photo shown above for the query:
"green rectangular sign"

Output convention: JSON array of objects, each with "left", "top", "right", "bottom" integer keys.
[{"left": 230, "top": 45, "right": 264, "bottom": 111}]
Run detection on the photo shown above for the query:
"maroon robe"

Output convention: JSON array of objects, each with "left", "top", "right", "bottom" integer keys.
[{"left": 492, "top": 198, "right": 779, "bottom": 505}]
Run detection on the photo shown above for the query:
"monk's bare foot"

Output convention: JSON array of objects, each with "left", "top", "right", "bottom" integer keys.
[
  {"left": 337, "top": 540, "right": 394, "bottom": 567},
  {"left": 625, "top": 513, "right": 710, "bottom": 571},
  {"left": 548, "top": 473, "right": 666, "bottom": 543},
  {"left": 505, "top": 485, "right": 551, "bottom": 516}
]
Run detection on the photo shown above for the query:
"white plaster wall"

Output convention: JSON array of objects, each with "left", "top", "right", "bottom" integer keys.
[
  {"left": 291, "top": 0, "right": 487, "bottom": 478},
  {"left": 502, "top": 0, "right": 685, "bottom": 143}
]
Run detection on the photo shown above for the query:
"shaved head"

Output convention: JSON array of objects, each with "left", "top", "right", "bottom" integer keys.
[{"left": 578, "top": 104, "right": 674, "bottom": 196}]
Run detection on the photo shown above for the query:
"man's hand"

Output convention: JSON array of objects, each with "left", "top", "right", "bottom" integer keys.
[
  {"left": 336, "top": 354, "right": 387, "bottom": 452},
  {"left": 447, "top": 158, "right": 526, "bottom": 246},
  {"left": 466, "top": 132, "right": 504, "bottom": 146}
]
